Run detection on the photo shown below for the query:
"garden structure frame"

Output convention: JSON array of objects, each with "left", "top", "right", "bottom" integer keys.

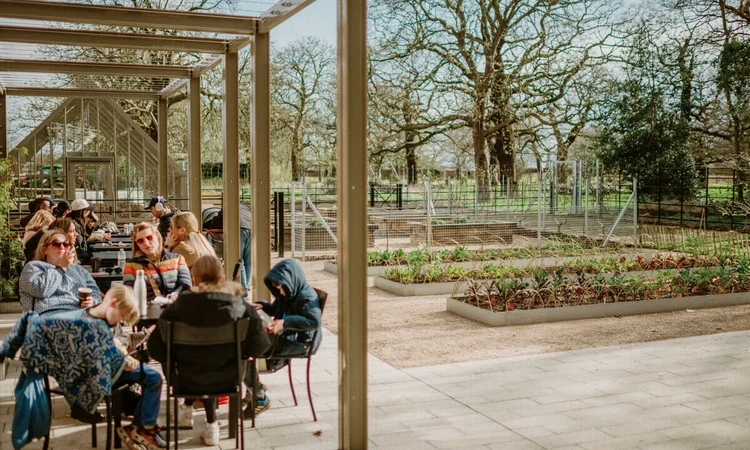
[{"left": 0, "top": 0, "right": 369, "bottom": 447}]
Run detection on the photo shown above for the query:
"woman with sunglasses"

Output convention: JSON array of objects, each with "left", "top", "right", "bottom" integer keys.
[
  {"left": 123, "top": 222, "right": 191, "bottom": 302},
  {"left": 19, "top": 229, "right": 102, "bottom": 314},
  {"left": 165, "top": 211, "right": 216, "bottom": 268}
]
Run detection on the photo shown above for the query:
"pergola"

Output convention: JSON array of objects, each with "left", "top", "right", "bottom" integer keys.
[{"left": 0, "top": 0, "right": 368, "bottom": 447}]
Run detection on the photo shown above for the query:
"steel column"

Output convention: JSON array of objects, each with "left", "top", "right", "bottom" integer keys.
[
  {"left": 251, "top": 33, "right": 271, "bottom": 301},
  {"left": 158, "top": 98, "right": 168, "bottom": 198},
  {"left": 337, "top": 0, "right": 369, "bottom": 447},
  {"left": 0, "top": 92, "right": 6, "bottom": 158},
  {"left": 222, "top": 51, "right": 241, "bottom": 281},
  {"left": 188, "top": 76, "right": 202, "bottom": 219}
]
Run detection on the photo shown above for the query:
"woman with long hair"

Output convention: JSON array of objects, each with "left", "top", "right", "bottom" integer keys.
[
  {"left": 23, "top": 210, "right": 55, "bottom": 247},
  {"left": 23, "top": 217, "right": 77, "bottom": 263},
  {"left": 165, "top": 211, "right": 216, "bottom": 268},
  {"left": 19, "top": 229, "right": 101, "bottom": 313},
  {"left": 123, "top": 222, "right": 191, "bottom": 302}
]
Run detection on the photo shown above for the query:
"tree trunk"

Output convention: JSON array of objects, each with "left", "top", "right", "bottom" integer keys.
[
  {"left": 473, "top": 123, "right": 491, "bottom": 202},
  {"left": 490, "top": 126, "right": 517, "bottom": 195},
  {"left": 406, "top": 141, "right": 418, "bottom": 185},
  {"left": 291, "top": 128, "right": 301, "bottom": 181}
]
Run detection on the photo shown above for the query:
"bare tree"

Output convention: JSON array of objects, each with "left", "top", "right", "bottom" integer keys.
[
  {"left": 271, "top": 36, "right": 335, "bottom": 181},
  {"left": 371, "top": 0, "right": 621, "bottom": 199}
]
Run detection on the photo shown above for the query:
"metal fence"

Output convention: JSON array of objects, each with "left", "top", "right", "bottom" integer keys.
[{"left": 284, "top": 161, "right": 639, "bottom": 260}]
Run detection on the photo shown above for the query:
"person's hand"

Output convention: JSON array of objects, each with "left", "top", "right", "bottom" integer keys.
[
  {"left": 252, "top": 302, "right": 263, "bottom": 310},
  {"left": 79, "top": 297, "right": 94, "bottom": 308},
  {"left": 266, "top": 319, "right": 284, "bottom": 335},
  {"left": 165, "top": 231, "right": 176, "bottom": 249},
  {"left": 58, "top": 247, "right": 75, "bottom": 269},
  {"left": 146, "top": 325, "right": 156, "bottom": 335}
]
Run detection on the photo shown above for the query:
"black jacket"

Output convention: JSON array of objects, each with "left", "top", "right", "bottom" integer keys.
[
  {"left": 259, "top": 259, "right": 322, "bottom": 356},
  {"left": 148, "top": 283, "right": 271, "bottom": 393}
]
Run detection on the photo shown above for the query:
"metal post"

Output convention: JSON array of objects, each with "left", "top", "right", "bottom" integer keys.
[
  {"left": 397, "top": 183, "right": 403, "bottom": 210},
  {"left": 251, "top": 34, "right": 271, "bottom": 300},
  {"left": 278, "top": 191, "right": 285, "bottom": 258},
  {"left": 537, "top": 163, "right": 542, "bottom": 250},
  {"left": 223, "top": 50, "right": 241, "bottom": 284},
  {"left": 291, "top": 183, "right": 296, "bottom": 258},
  {"left": 158, "top": 97, "right": 168, "bottom": 199},
  {"left": 584, "top": 165, "right": 589, "bottom": 235},
  {"left": 595, "top": 159, "right": 600, "bottom": 215},
  {"left": 337, "top": 0, "right": 369, "bottom": 446},
  {"left": 370, "top": 184, "right": 375, "bottom": 207},
  {"left": 301, "top": 182, "right": 307, "bottom": 261},
  {"left": 188, "top": 76, "right": 202, "bottom": 219},
  {"left": 0, "top": 92, "right": 6, "bottom": 158},
  {"left": 633, "top": 177, "right": 637, "bottom": 242}
]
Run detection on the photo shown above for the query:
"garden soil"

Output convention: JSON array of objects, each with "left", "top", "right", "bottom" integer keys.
[{"left": 298, "top": 259, "right": 750, "bottom": 369}]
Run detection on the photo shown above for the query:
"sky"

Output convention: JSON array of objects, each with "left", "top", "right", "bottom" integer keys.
[{"left": 271, "top": 0, "right": 337, "bottom": 48}]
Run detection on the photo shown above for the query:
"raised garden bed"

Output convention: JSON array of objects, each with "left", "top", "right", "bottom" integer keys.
[
  {"left": 408, "top": 220, "right": 517, "bottom": 245},
  {"left": 447, "top": 292, "right": 750, "bottom": 326}
]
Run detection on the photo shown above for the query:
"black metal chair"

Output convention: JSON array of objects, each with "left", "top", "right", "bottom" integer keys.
[
  {"left": 161, "top": 318, "right": 249, "bottom": 450},
  {"left": 263, "top": 288, "right": 327, "bottom": 422},
  {"left": 43, "top": 367, "right": 141, "bottom": 450}
]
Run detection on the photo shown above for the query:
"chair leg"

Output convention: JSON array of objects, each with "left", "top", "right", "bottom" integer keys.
[
  {"left": 238, "top": 394, "right": 245, "bottom": 450},
  {"left": 174, "top": 395, "right": 179, "bottom": 450},
  {"left": 165, "top": 392, "right": 171, "bottom": 450},
  {"left": 234, "top": 395, "right": 239, "bottom": 449},
  {"left": 105, "top": 397, "right": 112, "bottom": 450},
  {"left": 43, "top": 376, "right": 52, "bottom": 450},
  {"left": 306, "top": 357, "right": 317, "bottom": 422},
  {"left": 113, "top": 391, "right": 123, "bottom": 449},
  {"left": 92, "top": 402, "right": 100, "bottom": 448},
  {"left": 287, "top": 360, "right": 298, "bottom": 406}
]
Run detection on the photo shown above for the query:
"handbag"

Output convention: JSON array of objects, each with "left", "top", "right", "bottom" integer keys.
[{"left": 12, "top": 369, "right": 50, "bottom": 450}]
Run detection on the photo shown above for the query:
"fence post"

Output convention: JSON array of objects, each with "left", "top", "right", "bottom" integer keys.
[
  {"left": 633, "top": 177, "right": 638, "bottom": 243},
  {"left": 290, "top": 183, "right": 296, "bottom": 259},
  {"left": 657, "top": 167, "right": 662, "bottom": 225},
  {"left": 370, "top": 184, "right": 375, "bottom": 208},
  {"left": 704, "top": 166, "right": 709, "bottom": 230},
  {"left": 584, "top": 166, "right": 589, "bottom": 235},
  {"left": 277, "top": 191, "right": 285, "bottom": 258},
  {"left": 537, "top": 166, "right": 543, "bottom": 251},
  {"left": 397, "top": 184, "right": 403, "bottom": 210}
]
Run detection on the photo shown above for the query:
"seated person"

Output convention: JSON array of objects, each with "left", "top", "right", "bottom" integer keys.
[
  {"left": 165, "top": 211, "right": 216, "bottom": 268},
  {"left": 69, "top": 199, "right": 98, "bottom": 263},
  {"left": 82, "top": 285, "right": 166, "bottom": 450},
  {"left": 245, "top": 259, "right": 322, "bottom": 418},
  {"left": 123, "top": 222, "right": 192, "bottom": 301},
  {"left": 148, "top": 256, "right": 270, "bottom": 446},
  {"left": 22, "top": 209, "right": 55, "bottom": 248},
  {"left": 24, "top": 218, "right": 79, "bottom": 264},
  {"left": 19, "top": 229, "right": 101, "bottom": 314}
]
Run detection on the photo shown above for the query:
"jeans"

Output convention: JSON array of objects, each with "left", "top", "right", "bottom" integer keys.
[
  {"left": 117, "top": 364, "right": 162, "bottom": 427},
  {"left": 240, "top": 229, "right": 252, "bottom": 291}
]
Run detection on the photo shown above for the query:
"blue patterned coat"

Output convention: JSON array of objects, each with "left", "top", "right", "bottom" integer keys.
[{"left": 0, "top": 310, "right": 125, "bottom": 413}]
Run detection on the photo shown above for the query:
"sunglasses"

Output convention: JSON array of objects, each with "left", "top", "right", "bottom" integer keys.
[
  {"left": 48, "top": 240, "right": 71, "bottom": 249},
  {"left": 135, "top": 234, "right": 155, "bottom": 245},
  {"left": 104, "top": 267, "right": 123, "bottom": 275}
]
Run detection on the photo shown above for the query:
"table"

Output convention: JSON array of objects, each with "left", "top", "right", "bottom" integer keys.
[
  {"left": 90, "top": 242, "right": 130, "bottom": 251},
  {"left": 92, "top": 250, "right": 132, "bottom": 267},
  {"left": 89, "top": 271, "right": 124, "bottom": 292}
]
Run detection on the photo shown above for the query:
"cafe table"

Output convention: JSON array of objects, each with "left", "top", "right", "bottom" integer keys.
[{"left": 92, "top": 250, "right": 132, "bottom": 267}]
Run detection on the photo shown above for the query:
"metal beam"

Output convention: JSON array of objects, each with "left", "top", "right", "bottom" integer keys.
[
  {"left": 0, "top": 0, "right": 258, "bottom": 35},
  {"left": 188, "top": 76, "right": 202, "bottom": 219},
  {"left": 258, "top": 0, "right": 317, "bottom": 33},
  {"left": 158, "top": 98, "right": 168, "bottom": 199},
  {"left": 5, "top": 87, "right": 159, "bottom": 100},
  {"left": 0, "top": 91, "right": 6, "bottom": 158},
  {"left": 251, "top": 33, "right": 271, "bottom": 302},
  {"left": 160, "top": 56, "right": 224, "bottom": 99},
  {"left": 0, "top": 59, "right": 191, "bottom": 78},
  {"left": 0, "top": 26, "right": 229, "bottom": 53},
  {"left": 222, "top": 51, "right": 241, "bottom": 282},
  {"left": 337, "top": 0, "right": 369, "bottom": 448}
]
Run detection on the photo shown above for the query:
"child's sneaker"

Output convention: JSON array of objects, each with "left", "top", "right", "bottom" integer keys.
[
  {"left": 131, "top": 425, "right": 167, "bottom": 449},
  {"left": 243, "top": 394, "right": 270, "bottom": 419},
  {"left": 117, "top": 425, "right": 146, "bottom": 450},
  {"left": 201, "top": 421, "right": 220, "bottom": 446}
]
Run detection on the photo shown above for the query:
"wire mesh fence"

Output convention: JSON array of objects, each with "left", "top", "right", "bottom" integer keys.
[{"left": 285, "top": 161, "right": 639, "bottom": 260}]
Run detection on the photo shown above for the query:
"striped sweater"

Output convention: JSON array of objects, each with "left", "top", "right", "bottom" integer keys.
[{"left": 123, "top": 251, "right": 192, "bottom": 301}]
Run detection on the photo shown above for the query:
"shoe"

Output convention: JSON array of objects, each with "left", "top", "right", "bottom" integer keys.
[
  {"left": 173, "top": 402, "right": 194, "bottom": 429},
  {"left": 242, "top": 383, "right": 268, "bottom": 406},
  {"left": 243, "top": 394, "right": 270, "bottom": 419},
  {"left": 117, "top": 425, "right": 146, "bottom": 450},
  {"left": 71, "top": 404, "right": 105, "bottom": 423},
  {"left": 201, "top": 421, "right": 220, "bottom": 446},
  {"left": 131, "top": 425, "right": 167, "bottom": 449}
]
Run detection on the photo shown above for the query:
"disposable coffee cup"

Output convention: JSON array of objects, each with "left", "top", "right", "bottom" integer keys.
[{"left": 78, "top": 287, "right": 92, "bottom": 304}]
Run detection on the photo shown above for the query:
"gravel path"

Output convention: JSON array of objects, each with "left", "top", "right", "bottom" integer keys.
[{"left": 297, "top": 258, "right": 750, "bottom": 369}]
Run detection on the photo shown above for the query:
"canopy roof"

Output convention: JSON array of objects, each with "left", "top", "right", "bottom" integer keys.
[{"left": 0, "top": 0, "right": 313, "bottom": 98}]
